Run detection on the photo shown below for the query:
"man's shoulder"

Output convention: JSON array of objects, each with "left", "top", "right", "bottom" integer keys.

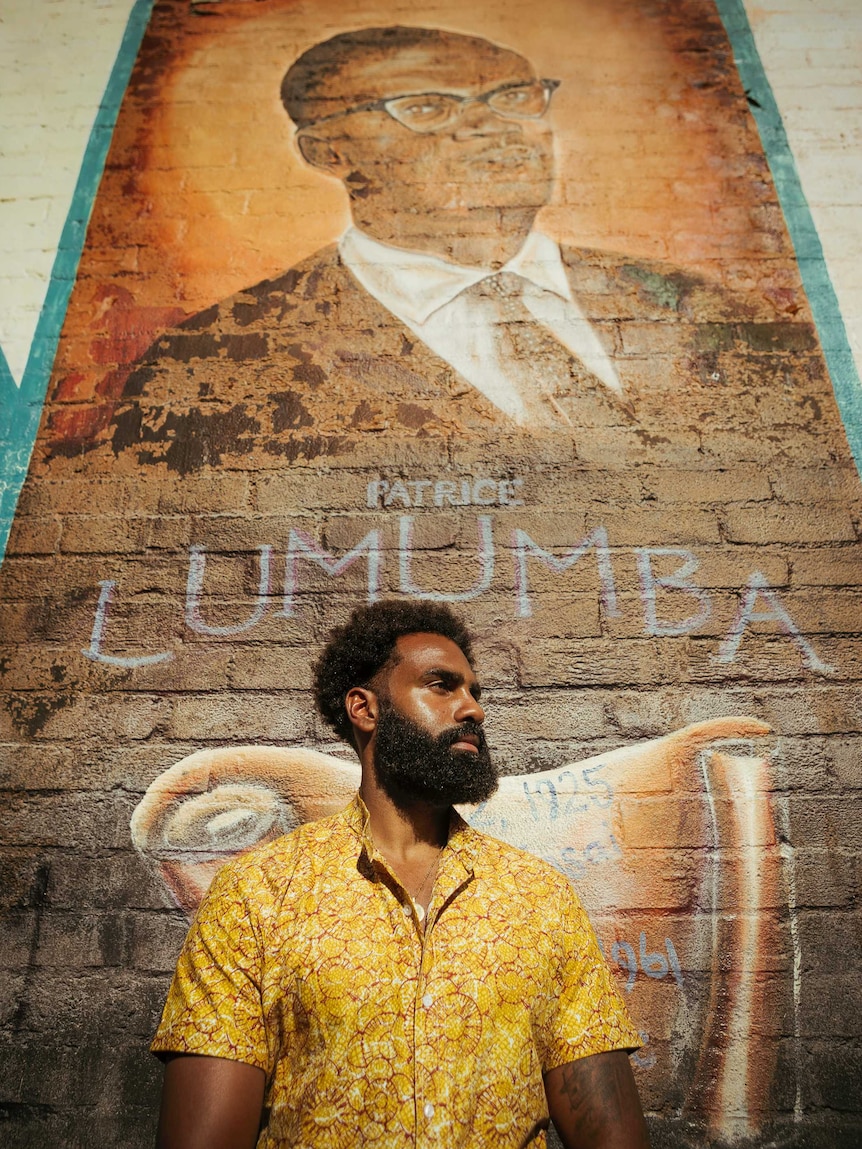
[
  {"left": 207, "top": 804, "right": 357, "bottom": 897},
  {"left": 465, "top": 825, "right": 580, "bottom": 899},
  {"left": 559, "top": 242, "right": 749, "bottom": 321},
  {"left": 140, "top": 244, "right": 349, "bottom": 350}
]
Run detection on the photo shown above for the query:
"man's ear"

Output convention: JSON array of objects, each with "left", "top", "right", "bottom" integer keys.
[
  {"left": 296, "top": 132, "right": 351, "bottom": 177},
  {"left": 345, "top": 686, "right": 378, "bottom": 736}
]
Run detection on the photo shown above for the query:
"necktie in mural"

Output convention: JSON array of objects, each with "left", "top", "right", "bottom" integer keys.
[
  {"left": 466, "top": 271, "right": 610, "bottom": 428},
  {"left": 462, "top": 270, "right": 629, "bottom": 434}
]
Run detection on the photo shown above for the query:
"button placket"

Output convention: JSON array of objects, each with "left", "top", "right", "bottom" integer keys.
[
  {"left": 369, "top": 853, "right": 426, "bottom": 944},
  {"left": 413, "top": 907, "right": 444, "bottom": 1141}
]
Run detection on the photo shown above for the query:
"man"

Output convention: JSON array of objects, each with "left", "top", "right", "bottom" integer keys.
[
  {"left": 152, "top": 599, "right": 650, "bottom": 1148},
  {"left": 105, "top": 25, "right": 738, "bottom": 472}
]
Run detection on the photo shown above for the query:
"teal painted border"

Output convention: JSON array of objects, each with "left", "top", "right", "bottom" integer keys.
[
  {"left": 716, "top": 0, "right": 862, "bottom": 477},
  {"left": 0, "top": 0, "right": 155, "bottom": 565}
]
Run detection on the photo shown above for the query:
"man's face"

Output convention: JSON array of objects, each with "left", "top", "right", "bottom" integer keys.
[
  {"left": 298, "top": 37, "right": 556, "bottom": 229},
  {"left": 371, "top": 632, "right": 498, "bottom": 807}
]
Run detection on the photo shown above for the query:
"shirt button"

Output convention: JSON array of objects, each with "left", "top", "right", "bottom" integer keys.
[
  {"left": 402, "top": 903, "right": 412, "bottom": 917},
  {"left": 422, "top": 992, "right": 433, "bottom": 1008},
  {"left": 424, "top": 1102, "right": 435, "bottom": 1119}
]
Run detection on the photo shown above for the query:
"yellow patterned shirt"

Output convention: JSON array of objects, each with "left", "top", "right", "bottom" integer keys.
[{"left": 152, "top": 795, "right": 640, "bottom": 1147}]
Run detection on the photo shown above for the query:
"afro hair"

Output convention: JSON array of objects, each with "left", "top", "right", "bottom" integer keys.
[{"left": 312, "top": 599, "right": 474, "bottom": 745}]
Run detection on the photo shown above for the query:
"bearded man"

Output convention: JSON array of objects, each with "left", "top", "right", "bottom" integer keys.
[{"left": 152, "top": 600, "right": 650, "bottom": 1148}]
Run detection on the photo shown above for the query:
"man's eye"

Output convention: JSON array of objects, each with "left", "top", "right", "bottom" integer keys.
[
  {"left": 497, "top": 89, "right": 529, "bottom": 106},
  {"left": 404, "top": 101, "right": 441, "bottom": 115},
  {"left": 392, "top": 96, "right": 453, "bottom": 124}
]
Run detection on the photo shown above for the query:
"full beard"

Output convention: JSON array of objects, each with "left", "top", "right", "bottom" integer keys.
[{"left": 372, "top": 702, "right": 499, "bottom": 808}]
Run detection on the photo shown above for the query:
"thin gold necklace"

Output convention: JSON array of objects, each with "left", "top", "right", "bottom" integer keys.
[{"left": 410, "top": 849, "right": 442, "bottom": 923}]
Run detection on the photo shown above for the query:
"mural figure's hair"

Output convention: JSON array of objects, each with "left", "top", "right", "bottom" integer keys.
[
  {"left": 281, "top": 25, "right": 507, "bottom": 129},
  {"left": 312, "top": 599, "right": 474, "bottom": 745}
]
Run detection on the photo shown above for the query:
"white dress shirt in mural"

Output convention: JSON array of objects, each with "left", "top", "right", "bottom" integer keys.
[{"left": 339, "top": 228, "right": 622, "bottom": 426}]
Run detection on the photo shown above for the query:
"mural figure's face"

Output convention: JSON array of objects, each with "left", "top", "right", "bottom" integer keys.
[
  {"left": 370, "top": 632, "right": 497, "bottom": 806},
  {"left": 297, "top": 36, "right": 556, "bottom": 254}
]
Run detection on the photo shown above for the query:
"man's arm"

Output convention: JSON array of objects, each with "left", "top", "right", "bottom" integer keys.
[
  {"left": 156, "top": 1054, "right": 266, "bottom": 1149},
  {"left": 544, "top": 1050, "right": 650, "bottom": 1149}
]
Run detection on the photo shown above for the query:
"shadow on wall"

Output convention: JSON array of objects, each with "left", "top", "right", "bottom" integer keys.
[{"left": 132, "top": 716, "right": 792, "bottom": 1144}]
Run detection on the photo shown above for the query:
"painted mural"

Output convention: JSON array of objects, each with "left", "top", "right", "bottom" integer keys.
[{"left": 1, "top": 1, "right": 861, "bottom": 1147}]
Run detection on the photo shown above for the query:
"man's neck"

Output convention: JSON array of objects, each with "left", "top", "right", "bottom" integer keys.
[
  {"left": 359, "top": 773, "right": 450, "bottom": 861},
  {"left": 350, "top": 205, "right": 539, "bottom": 269}
]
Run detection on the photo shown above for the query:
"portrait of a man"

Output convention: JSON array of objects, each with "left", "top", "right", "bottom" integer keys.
[{"left": 102, "top": 22, "right": 750, "bottom": 474}]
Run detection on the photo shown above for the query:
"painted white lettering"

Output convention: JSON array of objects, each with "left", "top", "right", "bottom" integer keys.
[
  {"left": 407, "top": 480, "right": 432, "bottom": 506},
  {"left": 185, "top": 546, "right": 272, "bottom": 636},
  {"left": 513, "top": 526, "right": 620, "bottom": 619},
  {"left": 383, "top": 480, "right": 411, "bottom": 508},
  {"left": 82, "top": 580, "right": 173, "bottom": 668},
  {"left": 280, "top": 530, "right": 382, "bottom": 616},
  {"left": 716, "top": 571, "right": 835, "bottom": 672},
  {"left": 498, "top": 479, "right": 524, "bottom": 506},
  {"left": 472, "top": 479, "right": 498, "bottom": 505},
  {"left": 371, "top": 476, "right": 524, "bottom": 508},
  {"left": 635, "top": 548, "right": 711, "bottom": 637},
  {"left": 399, "top": 516, "right": 494, "bottom": 601},
  {"left": 434, "top": 481, "right": 458, "bottom": 507},
  {"left": 366, "top": 479, "right": 389, "bottom": 508}
]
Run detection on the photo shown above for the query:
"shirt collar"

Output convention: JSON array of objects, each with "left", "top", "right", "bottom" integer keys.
[
  {"left": 344, "top": 791, "right": 375, "bottom": 854},
  {"left": 343, "top": 792, "right": 479, "bottom": 875},
  {"left": 339, "top": 227, "right": 574, "bottom": 325}
]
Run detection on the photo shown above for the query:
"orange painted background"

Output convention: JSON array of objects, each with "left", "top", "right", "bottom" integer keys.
[{"left": 49, "top": 0, "right": 794, "bottom": 449}]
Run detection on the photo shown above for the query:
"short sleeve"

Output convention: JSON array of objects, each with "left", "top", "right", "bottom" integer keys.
[
  {"left": 534, "top": 882, "right": 641, "bottom": 1071},
  {"left": 151, "top": 857, "right": 270, "bottom": 1071}
]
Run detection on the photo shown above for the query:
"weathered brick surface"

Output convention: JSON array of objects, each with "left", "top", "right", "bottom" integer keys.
[{"left": 2, "top": 0, "right": 862, "bottom": 1146}]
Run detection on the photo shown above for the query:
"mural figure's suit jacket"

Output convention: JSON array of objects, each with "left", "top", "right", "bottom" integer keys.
[{"left": 106, "top": 243, "right": 822, "bottom": 474}]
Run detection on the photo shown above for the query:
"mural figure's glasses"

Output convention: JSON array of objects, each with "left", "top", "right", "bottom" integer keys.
[{"left": 304, "top": 79, "right": 561, "bottom": 134}]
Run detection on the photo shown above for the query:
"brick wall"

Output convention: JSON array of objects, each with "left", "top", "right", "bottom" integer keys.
[{"left": 1, "top": 1, "right": 861, "bottom": 1146}]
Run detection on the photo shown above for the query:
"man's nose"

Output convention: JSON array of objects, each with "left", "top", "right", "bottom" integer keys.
[
  {"left": 452, "top": 99, "right": 520, "bottom": 138},
  {"left": 455, "top": 688, "right": 485, "bottom": 725}
]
